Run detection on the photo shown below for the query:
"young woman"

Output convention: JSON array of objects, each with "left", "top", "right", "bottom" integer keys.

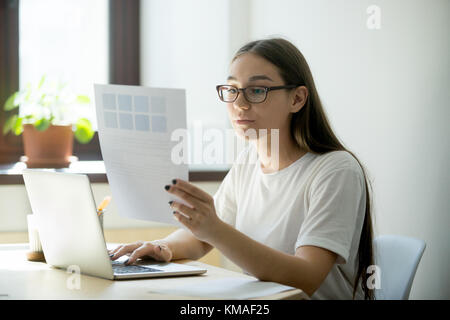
[{"left": 110, "top": 38, "right": 375, "bottom": 300}]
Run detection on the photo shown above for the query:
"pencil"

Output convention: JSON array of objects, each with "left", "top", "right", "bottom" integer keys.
[{"left": 97, "top": 196, "right": 112, "bottom": 213}]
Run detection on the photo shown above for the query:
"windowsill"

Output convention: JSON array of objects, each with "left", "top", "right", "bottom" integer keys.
[{"left": 0, "top": 161, "right": 229, "bottom": 185}]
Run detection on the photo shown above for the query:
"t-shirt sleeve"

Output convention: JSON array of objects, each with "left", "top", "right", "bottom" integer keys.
[
  {"left": 295, "top": 165, "right": 366, "bottom": 264},
  {"left": 213, "top": 165, "right": 238, "bottom": 227}
]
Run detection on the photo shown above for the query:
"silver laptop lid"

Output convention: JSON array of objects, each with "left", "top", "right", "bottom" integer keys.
[{"left": 22, "top": 169, "right": 114, "bottom": 280}]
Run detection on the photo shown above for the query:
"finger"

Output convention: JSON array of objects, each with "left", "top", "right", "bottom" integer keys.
[
  {"left": 111, "top": 243, "right": 141, "bottom": 260},
  {"left": 166, "top": 185, "right": 203, "bottom": 209},
  {"left": 110, "top": 245, "right": 122, "bottom": 254},
  {"left": 173, "top": 211, "right": 192, "bottom": 229},
  {"left": 169, "top": 201, "right": 196, "bottom": 220},
  {"left": 111, "top": 246, "right": 131, "bottom": 260},
  {"left": 171, "top": 178, "right": 212, "bottom": 203},
  {"left": 126, "top": 244, "right": 154, "bottom": 265},
  {"left": 128, "top": 242, "right": 172, "bottom": 264},
  {"left": 110, "top": 245, "right": 127, "bottom": 254},
  {"left": 109, "top": 245, "right": 124, "bottom": 256}
]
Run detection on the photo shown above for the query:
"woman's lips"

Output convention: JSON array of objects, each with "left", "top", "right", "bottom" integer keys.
[{"left": 235, "top": 120, "right": 255, "bottom": 125}]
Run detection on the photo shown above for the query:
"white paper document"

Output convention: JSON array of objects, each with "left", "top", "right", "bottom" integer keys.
[
  {"left": 94, "top": 84, "right": 188, "bottom": 225},
  {"left": 149, "top": 277, "right": 296, "bottom": 299}
]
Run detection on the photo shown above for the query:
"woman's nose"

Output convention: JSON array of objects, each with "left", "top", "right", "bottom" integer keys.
[{"left": 233, "top": 92, "right": 250, "bottom": 110}]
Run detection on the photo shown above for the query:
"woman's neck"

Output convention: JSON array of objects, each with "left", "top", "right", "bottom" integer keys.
[{"left": 252, "top": 129, "right": 307, "bottom": 174}]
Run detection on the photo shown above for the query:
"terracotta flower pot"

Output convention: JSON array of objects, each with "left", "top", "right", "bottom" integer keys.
[{"left": 22, "top": 124, "right": 74, "bottom": 168}]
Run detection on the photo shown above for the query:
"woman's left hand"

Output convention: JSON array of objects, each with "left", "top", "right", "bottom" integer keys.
[{"left": 165, "top": 178, "right": 223, "bottom": 243}]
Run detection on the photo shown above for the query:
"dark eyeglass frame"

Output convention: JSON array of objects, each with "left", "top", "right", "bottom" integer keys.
[{"left": 216, "top": 84, "right": 300, "bottom": 104}]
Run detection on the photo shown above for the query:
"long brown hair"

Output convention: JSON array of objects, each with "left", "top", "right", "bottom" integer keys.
[{"left": 233, "top": 38, "right": 375, "bottom": 300}]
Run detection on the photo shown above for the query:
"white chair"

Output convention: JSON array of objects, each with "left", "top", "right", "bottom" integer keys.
[{"left": 373, "top": 235, "right": 426, "bottom": 300}]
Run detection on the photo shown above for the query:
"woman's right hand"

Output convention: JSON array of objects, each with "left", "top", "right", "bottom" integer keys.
[{"left": 108, "top": 240, "right": 173, "bottom": 265}]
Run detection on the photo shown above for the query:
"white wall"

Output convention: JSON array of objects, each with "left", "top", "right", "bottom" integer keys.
[
  {"left": 248, "top": 0, "right": 450, "bottom": 299},
  {"left": 141, "top": 0, "right": 227, "bottom": 170}
]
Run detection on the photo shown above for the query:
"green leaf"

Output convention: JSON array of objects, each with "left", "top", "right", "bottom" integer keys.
[
  {"left": 76, "top": 95, "right": 90, "bottom": 104},
  {"left": 24, "top": 114, "right": 35, "bottom": 121},
  {"left": 34, "top": 118, "right": 50, "bottom": 131},
  {"left": 58, "top": 81, "right": 68, "bottom": 91},
  {"left": 4, "top": 116, "right": 24, "bottom": 136},
  {"left": 38, "top": 93, "right": 47, "bottom": 105},
  {"left": 3, "top": 114, "right": 18, "bottom": 135},
  {"left": 13, "top": 117, "right": 23, "bottom": 135},
  {"left": 74, "top": 118, "right": 94, "bottom": 144},
  {"left": 24, "top": 83, "right": 32, "bottom": 102},
  {"left": 4, "top": 92, "right": 19, "bottom": 111},
  {"left": 37, "top": 75, "right": 46, "bottom": 89}
]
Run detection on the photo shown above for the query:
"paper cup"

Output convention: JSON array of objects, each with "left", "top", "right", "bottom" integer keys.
[
  {"left": 27, "top": 214, "right": 42, "bottom": 253},
  {"left": 97, "top": 210, "right": 105, "bottom": 237}
]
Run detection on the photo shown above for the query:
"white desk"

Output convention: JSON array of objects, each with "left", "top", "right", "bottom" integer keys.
[{"left": 0, "top": 244, "right": 309, "bottom": 300}]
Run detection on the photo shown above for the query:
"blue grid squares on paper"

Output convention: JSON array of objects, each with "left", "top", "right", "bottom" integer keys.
[
  {"left": 102, "top": 93, "right": 169, "bottom": 132},
  {"left": 151, "top": 96, "right": 166, "bottom": 113},
  {"left": 134, "top": 96, "right": 149, "bottom": 113},
  {"left": 104, "top": 112, "right": 118, "bottom": 128},
  {"left": 151, "top": 115, "right": 167, "bottom": 133},
  {"left": 119, "top": 113, "right": 133, "bottom": 130},
  {"left": 135, "top": 114, "right": 150, "bottom": 131},
  {"left": 103, "top": 94, "right": 116, "bottom": 110},
  {"left": 118, "top": 95, "right": 132, "bottom": 111}
]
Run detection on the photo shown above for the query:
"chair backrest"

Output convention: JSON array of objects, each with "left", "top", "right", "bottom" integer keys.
[{"left": 373, "top": 235, "right": 426, "bottom": 300}]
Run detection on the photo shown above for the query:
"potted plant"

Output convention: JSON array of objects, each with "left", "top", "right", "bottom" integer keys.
[{"left": 2, "top": 75, "right": 95, "bottom": 168}]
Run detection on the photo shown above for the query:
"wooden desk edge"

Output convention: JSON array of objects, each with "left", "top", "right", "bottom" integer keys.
[
  {"left": 176, "top": 259, "right": 309, "bottom": 300},
  {"left": 1, "top": 244, "right": 309, "bottom": 300}
]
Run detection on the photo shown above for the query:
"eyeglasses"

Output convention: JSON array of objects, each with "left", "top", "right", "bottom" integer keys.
[{"left": 216, "top": 84, "right": 299, "bottom": 104}]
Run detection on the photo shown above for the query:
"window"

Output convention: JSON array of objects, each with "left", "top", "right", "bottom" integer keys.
[
  {"left": 0, "top": 0, "right": 228, "bottom": 180},
  {"left": 0, "top": 0, "right": 20, "bottom": 163},
  {"left": 0, "top": 0, "right": 140, "bottom": 162},
  {"left": 19, "top": 0, "right": 109, "bottom": 130}
]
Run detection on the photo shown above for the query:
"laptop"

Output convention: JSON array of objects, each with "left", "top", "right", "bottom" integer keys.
[{"left": 22, "top": 169, "right": 207, "bottom": 280}]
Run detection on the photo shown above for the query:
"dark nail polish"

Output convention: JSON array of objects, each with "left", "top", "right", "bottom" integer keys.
[
  {"left": 124, "top": 259, "right": 129, "bottom": 265},
  {"left": 164, "top": 185, "right": 170, "bottom": 191},
  {"left": 109, "top": 253, "right": 114, "bottom": 258},
  {"left": 168, "top": 201, "right": 173, "bottom": 205},
  {"left": 172, "top": 211, "right": 177, "bottom": 214},
  {"left": 172, "top": 179, "right": 177, "bottom": 185}
]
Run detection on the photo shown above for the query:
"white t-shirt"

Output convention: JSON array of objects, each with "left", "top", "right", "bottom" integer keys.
[{"left": 213, "top": 145, "right": 366, "bottom": 300}]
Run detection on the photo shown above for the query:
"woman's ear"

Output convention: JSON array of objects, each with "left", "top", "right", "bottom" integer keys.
[{"left": 291, "top": 86, "right": 308, "bottom": 113}]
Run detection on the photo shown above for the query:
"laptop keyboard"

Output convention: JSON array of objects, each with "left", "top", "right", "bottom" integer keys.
[{"left": 111, "top": 260, "right": 162, "bottom": 274}]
